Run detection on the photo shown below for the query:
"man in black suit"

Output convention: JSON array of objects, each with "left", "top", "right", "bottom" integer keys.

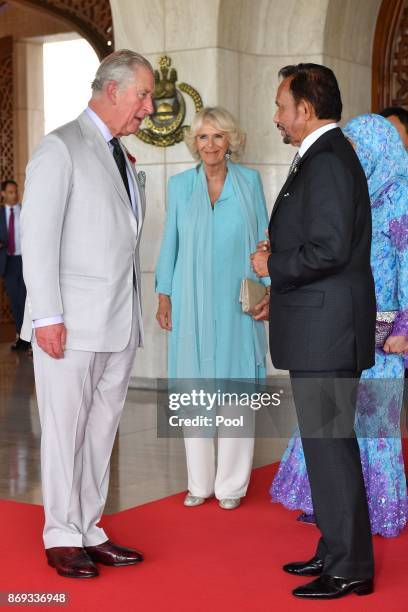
[
  {"left": 0, "top": 180, "right": 30, "bottom": 351},
  {"left": 251, "top": 64, "right": 376, "bottom": 600}
]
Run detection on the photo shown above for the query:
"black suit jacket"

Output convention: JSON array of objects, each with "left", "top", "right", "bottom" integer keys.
[
  {"left": 0, "top": 206, "right": 8, "bottom": 277},
  {"left": 267, "top": 127, "right": 376, "bottom": 371}
]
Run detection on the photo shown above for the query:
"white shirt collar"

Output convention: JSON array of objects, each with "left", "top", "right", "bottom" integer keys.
[
  {"left": 5, "top": 203, "right": 20, "bottom": 213},
  {"left": 298, "top": 123, "right": 338, "bottom": 157},
  {"left": 85, "top": 106, "right": 113, "bottom": 143}
]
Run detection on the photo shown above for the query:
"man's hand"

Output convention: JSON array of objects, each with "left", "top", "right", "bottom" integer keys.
[
  {"left": 251, "top": 250, "right": 270, "bottom": 277},
  {"left": 35, "top": 323, "right": 66, "bottom": 359},
  {"left": 257, "top": 228, "right": 270, "bottom": 252},
  {"left": 383, "top": 335, "right": 408, "bottom": 354},
  {"left": 252, "top": 293, "right": 270, "bottom": 321},
  {"left": 256, "top": 236, "right": 270, "bottom": 253},
  {"left": 156, "top": 294, "right": 172, "bottom": 331}
]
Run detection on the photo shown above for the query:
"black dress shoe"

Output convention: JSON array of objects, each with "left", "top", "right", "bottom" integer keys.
[
  {"left": 10, "top": 338, "right": 23, "bottom": 351},
  {"left": 293, "top": 574, "right": 374, "bottom": 599},
  {"left": 283, "top": 555, "right": 323, "bottom": 576},
  {"left": 85, "top": 540, "right": 143, "bottom": 566},
  {"left": 11, "top": 338, "right": 31, "bottom": 351}
]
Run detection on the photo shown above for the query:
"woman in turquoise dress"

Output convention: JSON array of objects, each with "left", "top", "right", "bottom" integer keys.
[
  {"left": 156, "top": 107, "right": 270, "bottom": 509},
  {"left": 270, "top": 114, "right": 408, "bottom": 537}
]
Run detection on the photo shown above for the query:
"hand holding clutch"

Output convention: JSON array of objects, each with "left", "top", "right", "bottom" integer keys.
[
  {"left": 240, "top": 278, "right": 268, "bottom": 315},
  {"left": 383, "top": 335, "right": 408, "bottom": 354},
  {"left": 252, "top": 292, "right": 270, "bottom": 321}
]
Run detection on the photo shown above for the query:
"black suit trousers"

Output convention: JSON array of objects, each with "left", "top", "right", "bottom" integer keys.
[
  {"left": 4, "top": 255, "right": 26, "bottom": 334},
  {"left": 290, "top": 370, "right": 374, "bottom": 579}
]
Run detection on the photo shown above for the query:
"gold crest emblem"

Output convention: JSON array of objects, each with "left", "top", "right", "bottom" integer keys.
[{"left": 136, "top": 56, "right": 203, "bottom": 147}]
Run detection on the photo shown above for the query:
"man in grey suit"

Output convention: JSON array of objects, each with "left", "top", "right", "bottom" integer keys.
[{"left": 21, "top": 49, "right": 154, "bottom": 579}]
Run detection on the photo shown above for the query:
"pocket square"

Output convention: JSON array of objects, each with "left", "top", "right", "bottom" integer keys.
[{"left": 137, "top": 171, "right": 146, "bottom": 188}]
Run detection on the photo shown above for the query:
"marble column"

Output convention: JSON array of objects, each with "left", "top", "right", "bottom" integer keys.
[{"left": 13, "top": 40, "right": 44, "bottom": 189}]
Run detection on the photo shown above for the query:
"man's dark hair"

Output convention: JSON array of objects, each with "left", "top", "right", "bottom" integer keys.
[
  {"left": 380, "top": 106, "right": 408, "bottom": 133},
  {"left": 1, "top": 179, "right": 17, "bottom": 191},
  {"left": 278, "top": 63, "right": 342, "bottom": 122}
]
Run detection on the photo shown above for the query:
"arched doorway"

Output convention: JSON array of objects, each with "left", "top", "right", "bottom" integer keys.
[
  {"left": 11, "top": 0, "right": 114, "bottom": 58},
  {"left": 372, "top": 0, "right": 408, "bottom": 111},
  {"left": 0, "top": 0, "right": 112, "bottom": 341}
]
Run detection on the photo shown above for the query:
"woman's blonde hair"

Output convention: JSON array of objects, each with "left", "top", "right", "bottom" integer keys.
[{"left": 184, "top": 106, "right": 246, "bottom": 162}]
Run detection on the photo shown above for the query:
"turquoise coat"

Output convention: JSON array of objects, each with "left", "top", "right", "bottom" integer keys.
[{"left": 156, "top": 163, "right": 269, "bottom": 379}]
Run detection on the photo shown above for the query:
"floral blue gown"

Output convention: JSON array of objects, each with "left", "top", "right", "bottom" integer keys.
[{"left": 271, "top": 114, "right": 408, "bottom": 537}]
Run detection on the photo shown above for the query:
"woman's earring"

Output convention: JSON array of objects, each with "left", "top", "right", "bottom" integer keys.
[{"left": 225, "top": 149, "right": 232, "bottom": 161}]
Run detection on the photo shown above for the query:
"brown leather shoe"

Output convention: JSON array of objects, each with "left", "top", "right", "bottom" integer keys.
[
  {"left": 85, "top": 540, "right": 144, "bottom": 566},
  {"left": 46, "top": 547, "right": 99, "bottom": 578}
]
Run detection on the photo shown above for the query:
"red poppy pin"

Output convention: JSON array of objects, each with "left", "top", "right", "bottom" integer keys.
[{"left": 126, "top": 150, "right": 136, "bottom": 164}]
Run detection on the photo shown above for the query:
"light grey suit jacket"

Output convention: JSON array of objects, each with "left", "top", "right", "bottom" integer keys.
[{"left": 20, "top": 111, "right": 145, "bottom": 351}]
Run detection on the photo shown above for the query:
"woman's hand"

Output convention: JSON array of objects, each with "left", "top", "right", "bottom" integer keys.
[
  {"left": 252, "top": 293, "right": 270, "bottom": 321},
  {"left": 156, "top": 294, "right": 172, "bottom": 331},
  {"left": 383, "top": 335, "right": 408, "bottom": 354}
]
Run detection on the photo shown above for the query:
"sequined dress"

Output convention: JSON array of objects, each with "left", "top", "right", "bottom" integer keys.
[{"left": 270, "top": 114, "right": 408, "bottom": 537}]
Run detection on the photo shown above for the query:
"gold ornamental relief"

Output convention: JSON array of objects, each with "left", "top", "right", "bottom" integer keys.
[{"left": 136, "top": 56, "right": 203, "bottom": 147}]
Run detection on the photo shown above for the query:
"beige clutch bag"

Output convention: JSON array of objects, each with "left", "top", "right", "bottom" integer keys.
[{"left": 239, "top": 278, "right": 268, "bottom": 314}]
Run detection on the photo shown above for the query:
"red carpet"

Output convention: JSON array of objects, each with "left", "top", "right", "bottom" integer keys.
[{"left": 1, "top": 464, "right": 407, "bottom": 612}]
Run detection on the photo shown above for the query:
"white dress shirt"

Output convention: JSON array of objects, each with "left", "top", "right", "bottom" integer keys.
[
  {"left": 299, "top": 123, "right": 338, "bottom": 157},
  {"left": 85, "top": 106, "right": 138, "bottom": 215},
  {"left": 4, "top": 204, "right": 22, "bottom": 256},
  {"left": 34, "top": 107, "right": 139, "bottom": 329}
]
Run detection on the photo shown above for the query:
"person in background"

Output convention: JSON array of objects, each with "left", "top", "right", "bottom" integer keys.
[
  {"left": 156, "top": 106, "right": 269, "bottom": 511},
  {"left": 271, "top": 114, "right": 408, "bottom": 538},
  {"left": 0, "top": 180, "right": 30, "bottom": 351},
  {"left": 380, "top": 106, "right": 408, "bottom": 150}
]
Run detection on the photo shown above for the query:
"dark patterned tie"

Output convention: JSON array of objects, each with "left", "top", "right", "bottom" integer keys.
[
  {"left": 7, "top": 207, "right": 15, "bottom": 256},
  {"left": 288, "top": 152, "right": 301, "bottom": 177},
  {"left": 110, "top": 137, "right": 131, "bottom": 204}
]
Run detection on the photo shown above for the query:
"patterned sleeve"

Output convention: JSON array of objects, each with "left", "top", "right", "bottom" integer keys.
[{"left": 388, "top": 185, "right": 408, "bottom": 337}]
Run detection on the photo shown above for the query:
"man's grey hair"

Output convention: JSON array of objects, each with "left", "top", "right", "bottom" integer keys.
[{"left": 91, "top": 49, "right": 153, "bottom": 93}]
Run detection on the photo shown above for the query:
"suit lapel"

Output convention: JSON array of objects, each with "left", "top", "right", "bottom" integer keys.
[
  {"left": 77, "top": 112, "right": 136, "bottom": 221},
  {"left": 270, "top": 128, "right": 343, "bottom": 224},
  {"left": 134, "top": 169, "right": 146, "bottom": 235},
  {"left": 120, "top": 141, "right": 145, "bottom": 236},
  {"left": 270, "top": 169, "right": 299, "bottom": 222}
]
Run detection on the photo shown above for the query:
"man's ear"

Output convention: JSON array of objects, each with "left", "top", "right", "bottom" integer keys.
[
  {"left": 105, "top": 80, "right": 118, "bottom": 105},
  {"left": 297, "top": 98, "right": 313, "bottom": 122}
]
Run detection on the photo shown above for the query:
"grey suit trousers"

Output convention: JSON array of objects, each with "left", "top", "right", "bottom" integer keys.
[{"left": 33, "top": 294, "right": 139, "bottom": 549}]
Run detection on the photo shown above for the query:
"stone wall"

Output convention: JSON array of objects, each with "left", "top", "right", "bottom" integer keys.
[{"left": 109, "top": 0, "right": 383, "bottom": 379}]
